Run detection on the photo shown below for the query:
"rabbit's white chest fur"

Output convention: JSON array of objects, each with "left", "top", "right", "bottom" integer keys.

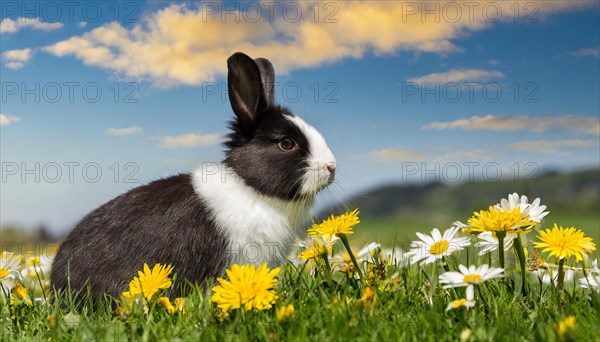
[{"left": 192, "top": 164, "right": 311, "bottom": 268}]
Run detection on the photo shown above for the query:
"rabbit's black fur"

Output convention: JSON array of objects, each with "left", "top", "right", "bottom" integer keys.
[{"left": 50, "top": 174, "right": 229, "bottom": 299}]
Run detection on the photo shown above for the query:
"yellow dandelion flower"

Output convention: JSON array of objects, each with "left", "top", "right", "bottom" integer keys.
[
  {"left": 276, "top": 304, "right": 295, "bottom": 322},
  {"left": 211, "top": 263, "right": 280, "bottom": 313},
  {"left": 47, "top": 315, "right": 56, "bottom": 327},
  {"left": 298, "top": 240, "right": 327, "bottom": 260},
  {"left": 535, "top": 224, "right": 596, "bottom": 261},
  {"left": 26, "top": 256, "right": 41, "bottom": 267},
  {"left": 307, "top": 209, "right": 360, "bottom": 241},
  {"left": 467, "top": 206, "right": 536, "bottom": 234},
  {"left": 157, "top": 297, "right": 185, "bottom": 314},
  {"left": 12, "top": 282, "right": 32, "bottom": 306},
  {"left": 356, "top": 287, "right": 376, "bottom": 308},
  {"left": 158, "top": 297, "right": 176, "bottom": 314},
  {"left": 126, "top": 263, "right": 174, "bottom": 301},
  {"left": 117, "top": 292, "right": 133, "bottom": 316},
  {"left": 340, "top": 253, "right": 355, "bottom": 275},
  {"left": 116, "top": 305, "right": 127, "bottom": 318},
  {"left": 553, "top": 316, "right": 576, "bottom": 341},
  {"left": 175, "top": 297, "right": 186, "bottom": 313},
  {"left": 117, "top": 291, "right": 146, "bottom": 316}
]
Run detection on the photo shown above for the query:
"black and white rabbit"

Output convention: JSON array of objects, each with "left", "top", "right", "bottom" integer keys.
[{"left": 50, "top": 52, "right": 337, "bottom": 300}]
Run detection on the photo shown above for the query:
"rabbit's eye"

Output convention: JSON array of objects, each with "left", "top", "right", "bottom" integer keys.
[{"left": 279, "top": 137, "right": 297, "bottom": 151}]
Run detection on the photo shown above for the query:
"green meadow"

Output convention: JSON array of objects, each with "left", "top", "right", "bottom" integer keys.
[{"left": 1, "top": 255, "right": 599, "bottom": 341}]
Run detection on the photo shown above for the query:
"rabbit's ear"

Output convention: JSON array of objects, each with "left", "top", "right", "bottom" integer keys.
[
  {"left": 227, "top": 52, "right": 268, "bottom": 127},
  {"left": 254, "top": 57, "right": 275, "bottom": 106}
]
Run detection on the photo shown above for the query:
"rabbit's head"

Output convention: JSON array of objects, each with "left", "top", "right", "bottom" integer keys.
[{"left": 224, "top": 52, "right": 336, "bottom": 201}]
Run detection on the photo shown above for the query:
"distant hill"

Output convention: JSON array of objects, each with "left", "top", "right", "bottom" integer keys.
[{"left": 321, "top": 168, "right": 600, "bottom": 223}]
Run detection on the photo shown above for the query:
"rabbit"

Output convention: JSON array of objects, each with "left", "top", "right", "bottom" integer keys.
[{"left": 50, "top": 52, "right": 337, "bottom": 301}]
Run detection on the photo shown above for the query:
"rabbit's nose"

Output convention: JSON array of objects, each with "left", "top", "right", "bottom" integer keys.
[{"left": 326, "top": 163, "right": 337, "bottom": 173}]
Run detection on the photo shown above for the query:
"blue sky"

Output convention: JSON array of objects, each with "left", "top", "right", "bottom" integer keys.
[{"left": 1, "top": 1, "right": 599, "bottom": 233}]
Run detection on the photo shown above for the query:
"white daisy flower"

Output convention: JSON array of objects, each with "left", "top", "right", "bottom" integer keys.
[
  {"left": 439, "top": 264, "right": 504, "bottom": 299},
  {"left": 357, "top": 242, "right": 381, "bottom": 262},
  {"left": 21, "top": 255, "right": 54, "bottom": 291},
  {"left": 533, "top": 268, "right": 574, "bottom": 286},
  {"left": 495, "top": 193, "right": 549, "bottom": 223},
  {"left": 579, "top": 274, "right": 599, "bottom": 293},
  {"left": 579, "top": 259, "right": 599, "bottom": 294},
  {"left": 404, "top": 227, "right": 470, "bottom": 265},
  {"left": 1, "top": 251, "right": 22, "bottom": 291},
  {"left": 445, "top": 288, "right": 476, "bottom": 312},
  {"left": 584, "top": 258, "right": 600, "bottom": 275},
  {"left": 445, "top": 298, "right": 476, "bottom": 312},
  {"left": 452, "top": 221, "right": 469, "bottom": 229},
  {"left": 381, "top": 247, "right": 405, "bottom": 265},
  {"left": 474, "top": 231, "right": 517, "bottom": 256}
]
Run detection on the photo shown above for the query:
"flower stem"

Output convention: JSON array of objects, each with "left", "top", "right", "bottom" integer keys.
[
  {"left": 339, "top": 234, "right": 363, "bottom": 280},
  {"left": 476, "top": 285, "right": 488, "bottom": 308},
  {"left": 321, "top": 253, "right": 333, "bottom": 287},
  {"left": 514, "top": 234, "right": 528, "bottom": 296},
  {"left": 497, "top": 231, "right": 506, "bottom": 269},
  {"left": 442, "top": 258, "right": 451, "bottom": 273},
  {"left": 557, "top": 258, "right": 566, "bottom": 301}
]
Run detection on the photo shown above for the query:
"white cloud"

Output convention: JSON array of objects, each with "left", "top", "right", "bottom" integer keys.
[
  {"left": 2, "top": 48, "right": 33, "bottom": 70},
  {"left": 508, "top": 139, "right": 597, "bottom": 153},
  {"left": 41, "top": 1, "right": 590, "bottom": 87},
  {"left": 370, "top": 147, "right": 490, "bottom": 163},
  {"left": 155, "top": 133, "right": 222, "bottom": 148},
  {"left": 572, "top": 47, "right": 600, "bottom": 58},
  {"left": 0, "top": 114, "right": 20, "bottom": 126},
  {"left": 371, "top": 148, "right": 426, "bottom": 161},
  {"left": 106, "top": 127, "right": 144, "bottom": 136},
  {"left": 422, "top": 115, "right": 600, "bottom": 136},
  {"left": 431, "top": 150, "right": 491, "bottom": 163},
  {"left": 0, "top": 18, "right": 63, "bottom": 34},
  {"left": 407, "top": 69, "right": 504, "bottom": 84}
]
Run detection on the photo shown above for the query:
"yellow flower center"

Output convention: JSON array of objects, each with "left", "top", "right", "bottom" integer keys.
[
  {"left": 451, "top": 299, "right": 467, "bottom": 307},
  {"left": 464, "top": 274, "right": 483, "bottom": 284},
  {"left": 0, "top": 268, "right": 9, "bottom": 278},
  {"left": 429, "top": 240, "right": 449, "bottom": 255},
  {"left": 27, "top": 257, "right": 40, "bottom": 267}
]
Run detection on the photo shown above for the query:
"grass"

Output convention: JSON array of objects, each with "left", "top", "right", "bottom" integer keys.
[
  {"left": 2, "top": 265, "right": 600, "bottom": 341},
  {"left": 2, "top": 239, "right": 600, "bottom": 341}
]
